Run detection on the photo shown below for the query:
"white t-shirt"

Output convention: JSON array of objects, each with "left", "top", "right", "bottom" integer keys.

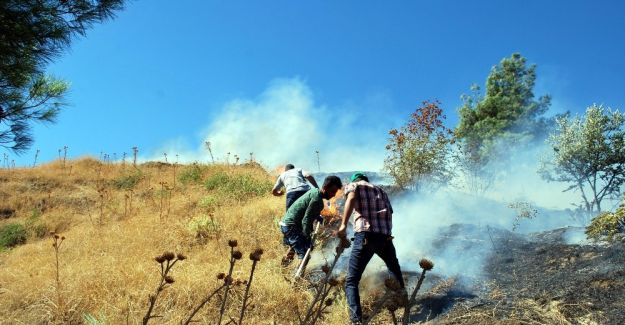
[{"left": 272, "top": 168, "right": 311, "bottom": 193}]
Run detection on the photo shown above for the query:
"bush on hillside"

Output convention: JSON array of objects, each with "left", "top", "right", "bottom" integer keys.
[
  {"left": 586, "top": 196, "right": 625, "bottom": 242},
  {"left": 188, "top": 215, "right": 222, "bottom": 242},
  {"left": 113, "top": 170, "right": 143, "bottom": 190},
  {"left": 0, "top": 223, "right": 28, "bottom": 249},
  {"left": 178, "top": 163, "right": 206, "bottom": 185},
  {"left": 204, "top": 170, "right": 272, "bottom": 203}
]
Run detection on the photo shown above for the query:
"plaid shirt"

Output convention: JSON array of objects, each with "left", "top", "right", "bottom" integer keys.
[{"left": 344, "top": 180, "right": 393, "bottom": 235}]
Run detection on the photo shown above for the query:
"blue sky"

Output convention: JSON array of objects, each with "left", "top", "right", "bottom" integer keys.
[{"left": 8, "top": 0, "right": 625, "bottom": 170}]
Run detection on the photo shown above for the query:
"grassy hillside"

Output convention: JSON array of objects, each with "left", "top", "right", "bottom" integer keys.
[{"left": 0, "top": 159, "right": 348, "bottom": 324}]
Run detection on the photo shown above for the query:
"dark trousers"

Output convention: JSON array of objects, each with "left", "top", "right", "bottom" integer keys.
[
  {"left": 280, "top": 225, "right": 311, "bottom": 259},
  {"left": 345, "top": 231, "right": 404, "bottom": 322},
  {"left": 285, "top": 190, "right": 308, "bottom": 210}
]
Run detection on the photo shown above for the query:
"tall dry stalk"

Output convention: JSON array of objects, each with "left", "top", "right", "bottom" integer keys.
[
  {"left": 217, "top": 239, "right": 242, "bottom": 325},
  {"left": 132, "top": 147, "right": 138, "bottom": 167},
  {"left": 33, "top": 149, "right": 40, "bottom": 168},
  {"left": 238, "top": 248, "right": 264, "bottom": 324},
  {"left": 62, "top": 146, "right": 68, "bottom": 168},
  {"left": 205, "top": 141, "right": 215, "bottom": 164},
  {"left": 142, "top": 251, "right": 186, "bottom": 325},
  {"left": 301, "top": 236, "right": 351, "bottom": 325},
  {"left": 51, "top": 232, "right": 66, "bottom": 322},
  {"left": 401, "top": 259, "right": 434, "bottom": 325}
]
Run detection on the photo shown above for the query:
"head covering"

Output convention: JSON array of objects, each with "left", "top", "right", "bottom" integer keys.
[{"left": 350, "top": 172, "right": 367, "bottom": 182}]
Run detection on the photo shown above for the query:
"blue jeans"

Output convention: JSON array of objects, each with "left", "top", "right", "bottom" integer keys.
[
  {"left": 286, "top": 190, "right": 308, "bottom": 210},
  {"left": 345, "top": 232, "right": 404, "bottom": 322},
  {"left": 280, "top": 225, "right": 311, "bottom": 259}
]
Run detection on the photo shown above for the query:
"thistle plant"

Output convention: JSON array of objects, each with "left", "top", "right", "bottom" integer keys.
[
  {"left": 142, "top": 251, "right": 186, "bottom": 325},
  {"left": 182, "top": 275, "right": 227, "bottom": 325},
  {"left": 62, "top": 145, "right": 68, "bottom": 168},
  {"left": 51, "top": 232, "right": 66, "bottom": 321},
  {"left": 363, "top": 278, "right": 402, "bottom": 325},
  {"left": 238, "top": 248, "right": 264, "bottom": 324},
  {"left": 217, "top": 239, "right": 242, "bottom": 325},
  {"left": 132, "top": 147, "right": 138, "bottom": 167},
  {"left": 401, "top": 258, "right": 434, "bottom": 325},
  {"left": 301, "top": 236, "right": 351, "bottom": 325},
  {"left": 33, "top": 149, "right": 40, "bottom": 168},
  {"left": 205, "top": 141, "right": 215, "bottom": 164}
]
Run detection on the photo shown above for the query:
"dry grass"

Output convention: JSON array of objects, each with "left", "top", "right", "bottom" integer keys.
[{"left": 0, "top": 158, "right": 346, "bottom": 324}]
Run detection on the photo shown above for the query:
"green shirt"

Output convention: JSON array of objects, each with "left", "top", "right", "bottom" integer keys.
[{"left": 281, "top": 188, "right": 324, "bottom": 236}]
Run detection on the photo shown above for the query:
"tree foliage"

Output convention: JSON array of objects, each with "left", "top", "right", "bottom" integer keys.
[
  {"left": 384, "top": 100, "right": 453, "bottom": 191},
  {"left": 0, "top": 0, "right": 124, "bottom": 153},
  {"left": 539, "top": 104, "right": 625, "bottom": 214},
  {"left": 454, "top": 53, "right": 552, "bottom": 192}
]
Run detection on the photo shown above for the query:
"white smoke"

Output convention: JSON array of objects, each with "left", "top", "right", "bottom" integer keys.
[{"left": 153, "top": 78, "right": 392, "bottom": 172}]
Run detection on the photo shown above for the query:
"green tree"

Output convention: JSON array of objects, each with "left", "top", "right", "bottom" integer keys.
[
  {"left": 0, "top": 0, "right": 124, "bottom": 153},
  {"left": 384, "top": 100, "right": 454, "bottom": 191},
  {"left": 539, "top": 104, "right": 625, "bottom": 215},
  {"left": 454, "top": 53, "right": 552, "bottom": 192}
]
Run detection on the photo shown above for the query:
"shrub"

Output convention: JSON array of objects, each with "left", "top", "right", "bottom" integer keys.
[
  {"left": 199, "top": 196, "right": 219, "bottom": 213},
  {"left": 0, "top": 223, "right": 28, "bottom": 249},
  {"left": 188, "top": 215, "right": 222, "bottom": 240},
  {"left": 204, "top": 171, "right": 272, "bottom": 203},
  {"left": 586, "top": 205, "right": 625, "bottom": 242},
  {"left": 113, "top": 170, "right": 143, "bottom": 190},
  {"left": 178, "top": 163, "right": 206, "bottom": 185}
]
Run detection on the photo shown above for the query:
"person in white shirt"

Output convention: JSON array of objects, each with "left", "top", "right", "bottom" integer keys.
[{"left": 272, "top": 164, "right": 319, "bottom": 209}]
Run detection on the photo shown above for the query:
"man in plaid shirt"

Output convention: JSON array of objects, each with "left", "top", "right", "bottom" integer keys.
[{"left": 338, "top": 172, "right": 405, "bottom": 324}]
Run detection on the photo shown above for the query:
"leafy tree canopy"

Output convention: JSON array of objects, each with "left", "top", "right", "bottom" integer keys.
[
  {"left": 540, "top": 104, "right": 625, "bottom": 214},
  {"left": 0, "top": 0, "right": 124, "bottom": 153},
  {"left": 456, "top": 53, "right": 552, "bottom": 152}
]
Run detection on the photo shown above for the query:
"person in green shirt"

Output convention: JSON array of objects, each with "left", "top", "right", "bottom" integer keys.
[{"left": 280, "top": 175, "right": 342, "bottom": 261}]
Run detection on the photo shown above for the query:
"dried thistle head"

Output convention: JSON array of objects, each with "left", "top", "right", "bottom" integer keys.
[
  {"left": 162, "top": 252, "right": 176, "bottom": 261},
  {"left": 328, "top": 278, "right": 339, "bottom": 287},
  {"left": 176, "top": 253, "right": 187, "bottom": 261},
  {"left": 228, "top": 239, "right": 238, "bottom": 248},
  {"left": 419, "top": 258, "right": 434, "bottom": 271},
  {"left": 224, "top": 275, "right": 233, "bottom": 285},
  {"left": 325, "top": 298, "right": 333, "bottom": 306},
  {"left": 216, "top": 272, "right": 226, "bottom": 280},
  {"left": 155, "top": 255, "right": 166, "bottom": 264},
  {"left": 164, "top": 276, "right": 175, "bottom": 284},
  {"left": 321, "top": 264, "right": 330, "bottom": 274},
  {"left": 232, "top": 250, "right": 243, "bottom": 260},
  {"left": 249, "top": 248, "right": 263, "bottom": 261}
]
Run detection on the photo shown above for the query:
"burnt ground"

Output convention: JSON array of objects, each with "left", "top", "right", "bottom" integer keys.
[{"left": 430, "top": 225, "right": 625, "bottom": 325}]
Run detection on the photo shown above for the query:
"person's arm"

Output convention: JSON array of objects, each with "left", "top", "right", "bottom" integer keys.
[
  {"left": 272, "top": 175, "right": 285, "bottom": 196},
  {"left": 306, "top": 175, "right": 319, "bottom": 189},
  {"left": 337, "top": 191, "right": 357, "bottom": 238},
  {"left": 302, "top": 198, "right": 324, "bottom": 237},
  {"left": 301, "top": 170, "right": 319, "bottom": 189}
]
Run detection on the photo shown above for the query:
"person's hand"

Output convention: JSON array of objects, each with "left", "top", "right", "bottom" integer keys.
[{"left": 337, "top": 223, "right": 347, "bottom": 238}]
